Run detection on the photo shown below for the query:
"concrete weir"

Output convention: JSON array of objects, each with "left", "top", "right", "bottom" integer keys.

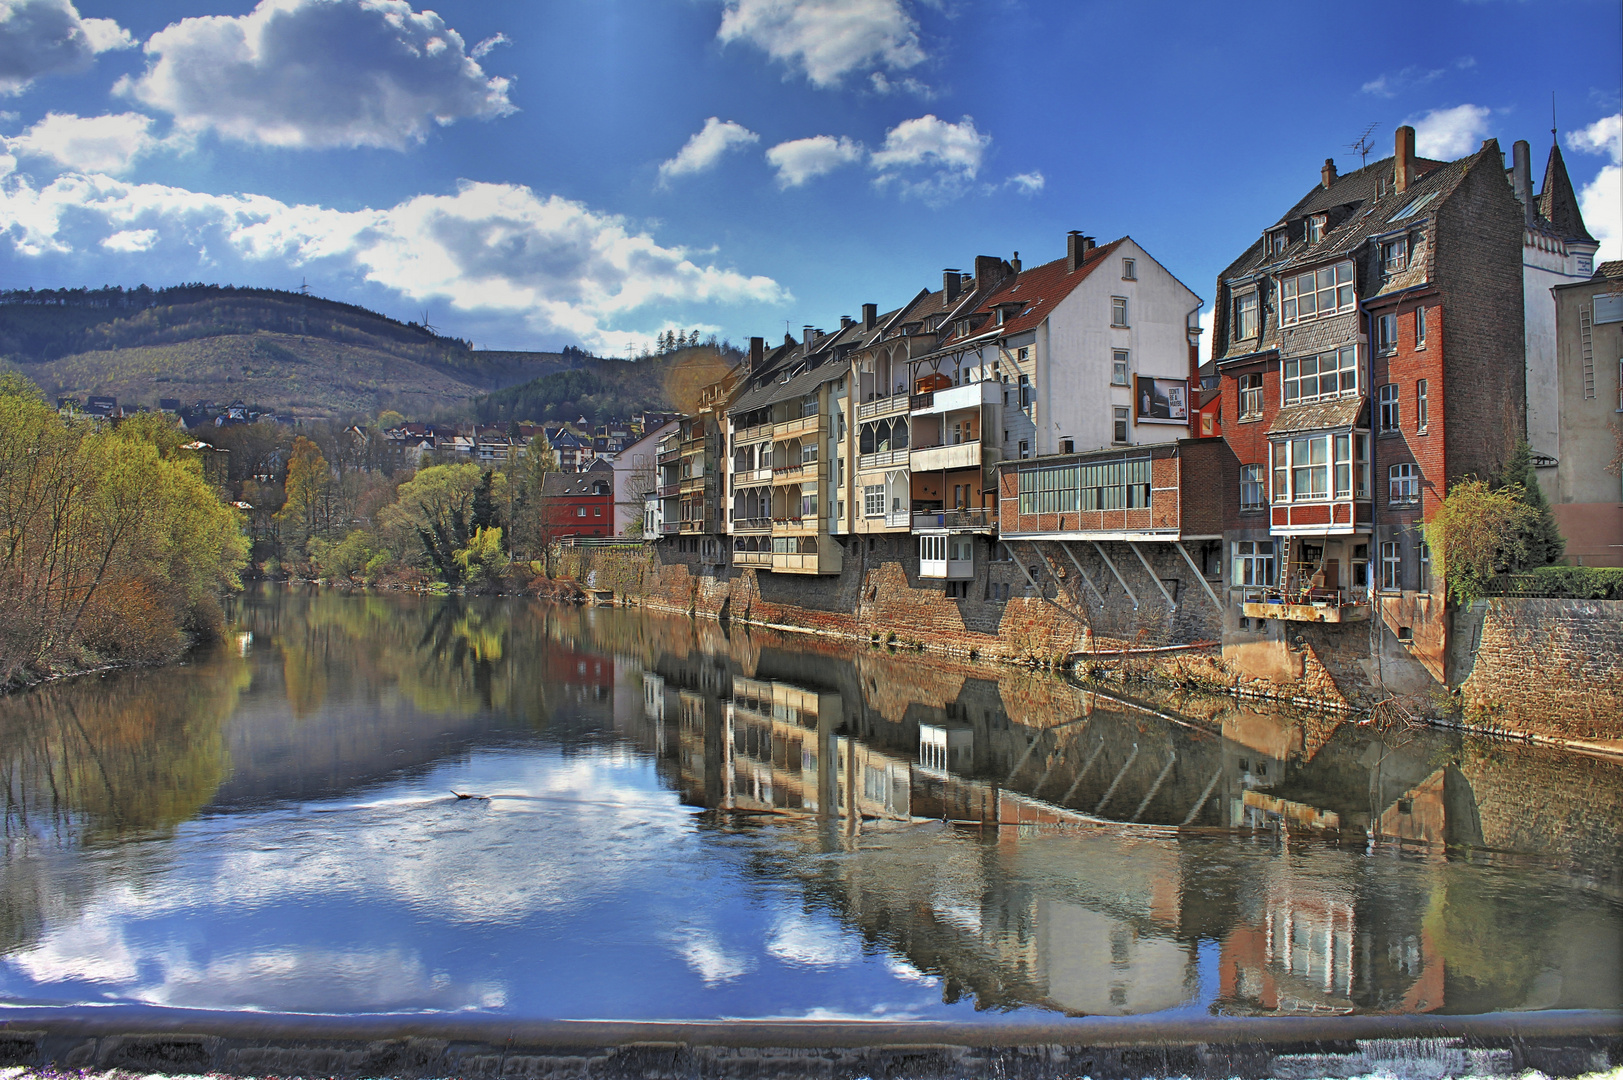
[{"left": 2, "top": 1009, "right": 1620, "bottom": 1079}]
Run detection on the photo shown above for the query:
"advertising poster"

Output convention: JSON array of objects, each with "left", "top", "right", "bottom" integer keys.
[{"left": 1135, "top": 376, "right": 1189, "bottom": 424}]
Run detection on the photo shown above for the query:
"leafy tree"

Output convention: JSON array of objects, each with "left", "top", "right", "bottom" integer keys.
[
  {"left": 1500, "top": 439, "right": 1564, "bottom": 568},
  {"left": 276, "top": 436, "right": 329, "bottom": 548},
  {"left": 376, "top": 463, "right": 508, "bottom": 585},
  {"left": 1424, "top": 478, "right": 1538, "bottom": 606},
  {"left": 454, "top": 525, "right": 511, "bottom": 583}
]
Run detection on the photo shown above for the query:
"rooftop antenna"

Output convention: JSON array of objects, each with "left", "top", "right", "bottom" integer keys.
[
  {"left": 1551, "top": 91, "right": 1558, "bottom": 144},
  {"left": 1347, "top": 123, "right": 1378, "bottom": 169}
]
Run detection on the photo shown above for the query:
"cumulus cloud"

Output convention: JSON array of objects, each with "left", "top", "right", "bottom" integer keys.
[
  {"left": 765, "top": 134, "right": 863, "bottom": 188},
  {"left": 116, "top": 0, "right": 514, "bottom": 150},
  {"left": 0, "top": 0, "right": 132, "bottom": 95},
  {"left": 869, "top": 113, "right": 988, "bottom": 202},
  {"left": 1566, "top": 113, "right": 1621, "bottom": 262},
  {"left": 1006, "top": 170, "right": 1043, "bottom": 195},
  {"left": 658, "top": 116, "right": 759, "bottom": 184},
  {"left": 5, "top": 111, "right": 174, "bottom": 174},
  {"left": 1408, "top": 103, "right": 1492, "bottom": 160},
  {"left": 718, "top": 0, "right": 925, "bottom": 89},
  {"left": 0, "top": 172, "right": 786, "bottom": 351}
]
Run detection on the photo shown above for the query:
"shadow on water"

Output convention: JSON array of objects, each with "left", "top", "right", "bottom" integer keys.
[{"left": 0, "top": 584, "right": 1618, "bottom": 1020}]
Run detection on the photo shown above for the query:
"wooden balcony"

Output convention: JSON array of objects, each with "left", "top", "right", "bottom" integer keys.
[
  {"left": 733, "top": 549, "right": 773, "bottom": 568},
  {"left": 857, "top": 448, "right": 908, "bottom": 471},
  {"left": 772, "top": 461, "right": 821, "bottom": 485},
  {"left": 856, "top": 393, "right": 910, "bottom": 420},
  {"left": 773, "top": 413, "right": 824, "bottom": 440},
  {"left": 912, "top": 508, "right": 996, "bottom": 532},
  {"left": 1242, "top": 598, "right": 1372, "bottom": 624},
  {"left": 772, "top": 546, "right": 842, "bottom": 575}
]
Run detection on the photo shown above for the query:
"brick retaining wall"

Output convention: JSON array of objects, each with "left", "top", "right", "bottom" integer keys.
[{"left": 1458, "top": 598, "right": 1623, "bottom": 741}]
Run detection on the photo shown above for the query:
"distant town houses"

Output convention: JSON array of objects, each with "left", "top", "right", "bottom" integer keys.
[{"left": 642, "top": 125, "right": 1616, "bottom": 683}]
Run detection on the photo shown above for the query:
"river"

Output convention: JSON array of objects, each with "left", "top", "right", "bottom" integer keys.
[{"left": 0, "top": 585, "right": 1618, "bottom": 1022}]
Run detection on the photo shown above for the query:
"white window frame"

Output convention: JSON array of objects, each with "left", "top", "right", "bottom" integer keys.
[
  {"left": 1416, "top": 379, "right": 1429, "bottom": 432},
  {"left": 1239, "top": 372, "right": 1264, "bottom": 418},
  {"left": 1111, "top": 296, "right": 1129, "bottom": 326},
  {"left": 1240, "top": 464, "right": 1266, "bottom": 511},
  {"left": 1121, "top": 258, "right": 1137, "bottom": 280},
  {"left": 1271, "top": 432, "right": 1352, "bottom": 503},
  {"left": 863, "top": 484, "right": 884, "bottom": 518},
  {"left": 1233, "top": 292, "right": 1259, "bottom": 340},
  {"left": 1233, "top": 540, "right": 1276, "bottom": 587},
  {"left": 1282, "top": 345, "right": 1360, "bottom": 405},
  {"left": 1380, "top": 541, "right": 1402, "bottom": 591},
  {"left": 1307, "top": 215, "right": 1325, "bottom": 245},
  {"left": 1112, "top": 407, "right": 1129, "bottom": 444},
  {"left": 1381, "top": 236, "right": 1408, "bottom": 273},
  {"left": 1111, "top": 350, "right": 1130, "bottom": 386},
  {"left": 1279, "top": 262, "right": 1354, "bottom": 325},
  {"left": 1389, "top": 462, "right": 1420, "bottom": 505},
  {"left": 1415, "top": 305, "right": 1428, "bottom": 349},
  {"left": 1379, "top": 383, "right": 1400, "bottom": 432},
  {"left": 1376, "top": 313, "right": 1399, "bottom": 355}
]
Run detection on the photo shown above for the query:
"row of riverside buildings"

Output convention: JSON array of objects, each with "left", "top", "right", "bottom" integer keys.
[{"left": 642, "top": 127, "right": 1618, "bottom": 686}]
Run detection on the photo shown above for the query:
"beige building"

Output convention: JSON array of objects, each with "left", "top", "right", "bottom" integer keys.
[{"left": 1548, "top": 262, "right": 1623, "bottom": 566}]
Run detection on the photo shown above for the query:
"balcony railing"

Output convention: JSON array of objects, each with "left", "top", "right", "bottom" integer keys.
[
  {"left": 657, "top": 446, "right": 680, "bottom": 464},
  {"left": 732, "top": 466, "right": 773, "bottom": 486},
  {"left": 679, "top": 475, "right": 709, "bottom": 494},
  {"left": 773, "top": 413, "right": 824, "bottom": 440},
  {"left": 857, "top": 393, "right": 909, "bottom": 420},
  {"left": 656, "top": 482, "right": 679, "bottom": 498},
  {"left": 734, "top": 422, "right": 773, "bottom": 443},
  {"left": 772, "top": 461, "right": 820, "bottom": 485},
  {"left": 912, "top": 508, "right": 996, "bottom": 531},
  {"left": 733, "top": 550, "right": 773, "bottom": 567},
  {"left": 732, "top": 516, "right": 772, "bottom": 532},
  {"left": 910, "top": 391, "right": 935, "bottom": 410},
  {"left": 911, "top": 380, "right": 1000, "bottom": 416},
  {"left": 909, "top": 441, "right": 983, "bottom": 472},
  {"left": 857, "top": 448, "right": 907, "bottom": 470},
  {"left": 660, "top": 521, "right": 680, "bottom": 535},
  {"left": 1239, "top": 586, "right": 1372, "bottom": 624}
]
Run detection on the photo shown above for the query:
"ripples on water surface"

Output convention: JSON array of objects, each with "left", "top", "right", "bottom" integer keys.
[{"left": 0, "top": 586, "right": 1618, "bottom": 1021}]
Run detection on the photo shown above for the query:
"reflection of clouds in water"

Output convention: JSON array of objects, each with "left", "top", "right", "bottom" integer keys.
[
  {"left": 141, "top": 947, "right": 506, "bottom": 1012},
  {"left": 11, "top": 900, "right": 143, "bottom": 985},
  {"left": 884, "top": 953, "right": 939, "bottom": 985},
  {"left": 673, "top": 927, "right": 754, "bottom": 985},
  {"left": 766, "top": 909, "right": 862, "bottom": 969}
]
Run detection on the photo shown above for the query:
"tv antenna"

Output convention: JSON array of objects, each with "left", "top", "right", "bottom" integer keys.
[{"left": 1347, "top": 123, "right": 1378, "bottom": 169}]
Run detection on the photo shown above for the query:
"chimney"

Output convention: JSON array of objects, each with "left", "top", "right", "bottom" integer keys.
[
  {"left": 943, "top": 269, "right": 961, "bottom": 304},
  {"left": 749, "top": 336, "right": 763, "bottom": 369},
  {"left": 803, "top": 325, "right": 815, "bottom": 348},
  {"left": 1067, "top": 231, "right": 1085, "bottom": 272},
  {"left": 840, "top": 315, "right": 854, "bottom": 329},
  {"left": 1321, "top": 158, "right": 1337, "bottom": 189},
  {"left": 1395, "top": 125, "right": 1416, "bottom": 194},
  {"left": 1010, "top": 251, "right": 1021, "bottom": 273},
  {"left": 862, "top": 302, "right": 877, "bottom": 330},
  {"left": 974, "top": 254, "right": 1009, "bottom": 292},
  {"left": 1512, "top": 140, "right": 1535, "bottom": 223}
]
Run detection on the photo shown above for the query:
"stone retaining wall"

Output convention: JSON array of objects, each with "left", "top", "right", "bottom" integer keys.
[{"left": 1458, "top": 598, "right": 1623, "bottom": 741}]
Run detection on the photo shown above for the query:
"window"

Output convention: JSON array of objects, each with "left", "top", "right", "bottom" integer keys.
[
  {"left": 576, "top": 506, "right": 587, "bottom": 517},
  {"left": 1381, "top": 236, "right": 1408, "bottom": 273},
  {"left": 1282, "top": 345, "right": 1359, "bottom": 404},
  {"left": 1352, "top": 543, "right": 1370, "bottom": 589},
  {"left": 863, "top": 484, "right": 884, "bottom": 518},
  {"left": 1376, "top": 313, "right": 1398, "bottom": 355},
  {"left": 1307, "top": 215, "right": 1325, "bottom": 245},
  {"left": 594, "top": 506, "right": 603, "bottom": 517},
  {"left": 1113, "top": 407, "right": 1129, "bottom": 443},
  {"left": 1122, "top": 258, "right": 1137, "bottom": 280},
  {"left": 1419, "top": 542, "right": 1432, "bottom": 590},
  {"left": 1355, "top": 433, "right": 1371, "bottom": 497},
  {"left": 1017, "top": 458, "right": 1151, "bottom": 515},
  {"left": 1392, "top": 191, "right": 1437, "bottom": 219},
  {"left": 1111, "top": 297, "right": 1129, "bottom": 326},
  {"left": 1415, "top": 306, "right": 1428, "bottom": 349},
  {"left": 1269, "top": 230, "right": 1287, "bottom": 255},
  {"left": 1233, "top": 292, "right": 1259, "bottom": 340},
  {"left": 1389, "top": 462, "right": 1420, "bottom": 505},
  {"left": 1379, "top": 383, "right": 1400, "bottom": 432},
  {"left": 920, "top": 535, "right": 946, "bottom": 562},
  {"left": 800, "top": 442, "right": 818, "bottom": 464},
  {"left": 946, "top": 580, "right": 970, "bottom": 599},
  {"left": 1240, "top": 464, "right": 1266, "bottom": 510},
  {"left": 1017, "top": 346, "right": 1030, "bottom": 363},
  {"left": 1380, "top": 541, "right": 1402, "bottom": 591},
  {"left": 1416, "top": 379, "right": 1428, "bottom": 432},
  {"left": 1280, "top": 262, "right": 1354, "bottom": 324},
  {"left": 1018, "top": 374, "right": 1031, "bottom": 409},
  {"left": 1239, "top": 372, "right": 1264, "bottom": 418},
  {"left": 800, "top": 488, "right": 818, "bottom": 518},
  {"left": 1233, "top": 540, "right": 1276, "bottom": 586},
  {"left": 1271, "top": 433, "right": 1355, "bottom": 502},
  {"left": 1112, "top": 350, "right": 1130, "bottom": 385},
  {"left": 1018, "top": 440, "right": 1029, "bottom": 459}
]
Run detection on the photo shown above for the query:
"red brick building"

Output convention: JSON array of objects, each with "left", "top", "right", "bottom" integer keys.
[
  {"left": 1209, "top": 126, "right": 1529, "bottom": 681},
  {"left": 542, "top": 459, "right": 614, "bottom": 538}
]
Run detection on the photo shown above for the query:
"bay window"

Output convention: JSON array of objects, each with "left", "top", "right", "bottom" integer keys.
[
  {"left": 1271, "top": 431, "right": 1366, "bottom": 502},
  {"left": 1279, "top": 262, "right": 1354, "bottom": 324},
  {"left": 1282, "top": 345, "right": 1359, "bottom": 404}
]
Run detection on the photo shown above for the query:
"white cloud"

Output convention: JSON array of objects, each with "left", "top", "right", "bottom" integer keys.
[
  {"left": 869, "top": 70, "right": 932, "bottom": 98},
  {"left": 766, "top": 910, "right": 861, "bottom": 968},
  {"left": 870, "top": 113, "right": 988, "bottom": 202},
  {"left": 100, "top": 227, "right": 155, "bottom": 251},
  {"left": 0, "top": 0, "right": 132, "bottom": 95},
  {"left": 1408, "top": 103, "right": 1492, "bottom": 160},
  {"left": 718, "top": 0, "right": 925, "bottom": 89},
  {"left": 5, "top": 111, "right": 172, "bottom": 174},
  {"left": 765, "top": 134, "right": 863, "bottom": 188},
  {"left": 1361, "top": 59, "right": 1472, "bottom": 99},
  {"left": 1566, "top": 113, "right": 1621, "bottom": 263},
  {"left": 658, "top": 116, "right": 759, "bottom": 184},
  {"left": 0, "top": 171, "right": 787, "bottom": 350},
  {"left": 470, "top": 31, "right": 509, "bottom": 59},
  {"left": 1006, "top": 170, "right": 1043, "bottom": 195},
  {"left": 117, "top": 0, "right": 514, "bottom": 150}
]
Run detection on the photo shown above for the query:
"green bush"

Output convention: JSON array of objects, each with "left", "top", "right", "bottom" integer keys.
[{"left": 1518, "top": 565, "right": 1623, "bottom": 599}]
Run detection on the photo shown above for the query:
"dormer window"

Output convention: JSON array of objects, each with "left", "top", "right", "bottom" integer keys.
[
  {"left": 1381, "top": 237, "right": 1408, "bottom": 273},
  {"left": 1269, "top": 230, "right": 1287, "bottom": 255},
  {"left": 1307, "top": 215, "right": 1326, "bottom": 245},
  {"left": 1279, "top": 261, "right": 1354, "bottom": 324}
]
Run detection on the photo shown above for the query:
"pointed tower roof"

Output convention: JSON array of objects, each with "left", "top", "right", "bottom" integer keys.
[{"left": 1537, "top": 141, "right": 1595, "bottom": 244}]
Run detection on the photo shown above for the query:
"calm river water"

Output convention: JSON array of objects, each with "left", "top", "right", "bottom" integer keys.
[{"left": 1, "top": 585, "right": 1618, "bottom": 1021}]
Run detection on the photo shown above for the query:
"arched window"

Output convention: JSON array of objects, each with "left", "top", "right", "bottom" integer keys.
[
  {"left": 860, "top": 423, "right": 876, "bottom": 455},
  {"left": 893, "top": 417, "right": 909, "bottom": 449}
]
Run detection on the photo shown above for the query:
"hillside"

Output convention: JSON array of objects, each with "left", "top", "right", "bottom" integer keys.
[
  {"left": 466, "top": 345, "right": 738, "bottom": 426},
  {"left": 0, "top": 285, "right": 605, "bottom": 420}
]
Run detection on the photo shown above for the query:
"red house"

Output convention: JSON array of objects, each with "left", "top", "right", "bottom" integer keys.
[{"left": 542, "top": 459, "right": 613, "bottom": 537}]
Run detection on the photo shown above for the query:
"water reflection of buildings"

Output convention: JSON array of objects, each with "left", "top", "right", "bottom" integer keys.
[{"left": 628, "top": 636, "right": 1618, "bottom": 1018}]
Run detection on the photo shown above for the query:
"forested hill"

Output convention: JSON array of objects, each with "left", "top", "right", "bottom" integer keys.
[
  {"left": 466, "top": 344, "right": 742, "bottom": 426},
  {"left": 0, "top": 284, "right": 614, "bottom": 420}
]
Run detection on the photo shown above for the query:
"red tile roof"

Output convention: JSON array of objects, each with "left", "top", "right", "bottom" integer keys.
[{"left": 932, "top": 238, "right": 1127, "bottom": 350}]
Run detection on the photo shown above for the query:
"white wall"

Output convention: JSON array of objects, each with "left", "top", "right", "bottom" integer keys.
[
  {"left": 613, "top": 422, "right": 675, "bottom": 535},
  {"left": 1522, "top": 230, "right": 1598, "bottom": 497}
]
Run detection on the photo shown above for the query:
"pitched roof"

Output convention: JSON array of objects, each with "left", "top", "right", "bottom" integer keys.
[
  {"left": 927, "top": 239, "right": 1128, "bottom": 353},
  {"left": 1537, "top": 141, "right": 1595, "bottom": 244},
  {"left": 542, "top": 468, "right": 612, "bottom": 496},
  {"left": 1267, "top": 397, "right": 1366, "bottom": 436}
]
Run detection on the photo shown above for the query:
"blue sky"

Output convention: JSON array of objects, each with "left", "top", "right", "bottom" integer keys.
[{"left": 0, "top": 0, "right": 1618, "bottom": 357}]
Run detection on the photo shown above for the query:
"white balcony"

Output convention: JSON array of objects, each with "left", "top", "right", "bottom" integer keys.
[
  {"left": 919, "top": 554, "right": 974, "bottom": 580},
  {"left": 910, "top": 380, "right": 1000, "bottom": 416},
  {"left": 910, "top": 441, "right": 982, "bottom": 472}
]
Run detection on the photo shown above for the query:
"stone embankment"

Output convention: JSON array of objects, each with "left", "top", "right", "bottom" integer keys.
[{"left": 562, "top": 544, "right": 1622, "bottom": 748}]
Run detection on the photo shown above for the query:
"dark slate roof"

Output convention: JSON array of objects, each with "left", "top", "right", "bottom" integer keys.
[
  {"left": 1267, "top": 397, "right": 1366, "bottom": 436},
  {"left": 1537, "top": 141, "right": 1595, "bottom": 244},
  {"left": 542, "top": 468, "right": 612, "bottom": 496}
]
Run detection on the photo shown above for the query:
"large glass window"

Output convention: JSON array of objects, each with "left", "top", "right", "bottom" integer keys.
[
  {"left": 1279, "top": 262, "right": 1354, "bottom": 324},
  {"left": 1233, "top": 540, "right": 1276, "bottom": 586},
  {"left": 1240, "top": 464, "right": 1266, "bottom": 510},
  {"left": 1282, "top": 345, "right": 1359, "bottom": 404},
  {"left": 1233, "top": 292, "right": 1259, "bottom": 340},
  {"left": 1389, "top": 462, "right": 1420, "bottom": 505},
  {"left": 1271, "top": 432, "right": 1363, "bottom": 502},
  {"left": 1380, "top": 541, "right": 1402, "bottom": 591},
  {"left": 863, "top": 484, "right": 884, "bottom": 517},
  {"left": 1017, "top": 458, "right": 1151, "bottom": 515}
]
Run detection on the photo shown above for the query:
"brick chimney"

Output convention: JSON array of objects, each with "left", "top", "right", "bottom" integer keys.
[
  {"left": 749, "top": 336, "right": 763, "bottom": 369},
  {"left": 1010, "top": 251, "right": 1021, "bottom": 273},
  {"left": 1067, "top": 231, "right": 1086, "bottom": 272},
  {"left": 1395, "top": 125, "right": 1416, "bottom": 194},
  {"left": 862, "top": 302, "right": 877, "bottom": 330},
  {"left": 943, "top": 269, "right": 961, "bottom": 304},
  {"left": 974, "top": 254, "right": 1010, "bottom": 292},
  {"left": 803, "top": 325, "right": 815, "bottom": 349},
  {"left": 1512, "top": 140, "right": 1535, "bottom": 224},
  {"left": 1321, "top": 158, "right": 1337, "bottom": 189}
]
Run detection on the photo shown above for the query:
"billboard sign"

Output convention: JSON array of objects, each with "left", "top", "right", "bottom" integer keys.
[{"left": 1135, "top": 376, "right": 1189, "bottom": 424}]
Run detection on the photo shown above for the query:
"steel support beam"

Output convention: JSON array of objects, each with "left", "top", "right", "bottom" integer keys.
[
  {"left": 1174, "top": 540, "right": 1224, "bottom": 611},
  {"left": 1057, "top": 540, "right": 1108, "bottom": 608},
  {"left": 1129, "top": 541, "right": 1178, "bottom": 609},
  {"left": 1089, "top": 540, "right": 1137, "bottom": 609}
]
